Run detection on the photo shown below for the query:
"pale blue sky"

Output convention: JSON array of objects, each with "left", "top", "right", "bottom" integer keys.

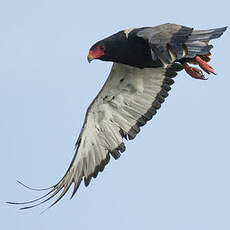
[{"left": 1, "top": 1, "right": 229, "bottom": 229}]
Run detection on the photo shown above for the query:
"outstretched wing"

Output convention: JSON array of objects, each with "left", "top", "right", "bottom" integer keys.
[
  {"left": 137, "top": 23, "right": 227, "bottom": 65},
  {"left": 8, "top": 62, "right": 183, "bottom": 210}
]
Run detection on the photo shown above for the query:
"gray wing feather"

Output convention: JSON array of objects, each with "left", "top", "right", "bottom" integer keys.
[
  {"left": 185, "top": 27, "right": 227, "bottom": 58},
  {"left": 137, "top": 23, "right": 227, "bottom": 63},
  {"left": 188, "top": 27, "right": 227, "bottom": 41},
  {"left": 137, "top": 23, "right": 193, "bottom": 63}
]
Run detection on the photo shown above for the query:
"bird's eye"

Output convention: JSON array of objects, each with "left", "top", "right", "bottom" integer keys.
[{"left": 100, "top": 45, "right": 105, "bottom": 50}]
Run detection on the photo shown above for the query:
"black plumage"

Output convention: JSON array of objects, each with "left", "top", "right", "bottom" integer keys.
[{"left": 90, "top": 23, "right": 227, "bottom": 68}]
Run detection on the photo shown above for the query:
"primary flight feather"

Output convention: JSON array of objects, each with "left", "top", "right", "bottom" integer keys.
[{"left": 8, "top": 23, "right": 227, "bottom": 210}]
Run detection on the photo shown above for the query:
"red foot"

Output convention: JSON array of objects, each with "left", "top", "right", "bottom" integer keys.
[
  {"left": 182, "top": 63, "right": 207, "bottom": 80},
  {"left": 195, "top": 56, "right": 216, "bottom": 75}
]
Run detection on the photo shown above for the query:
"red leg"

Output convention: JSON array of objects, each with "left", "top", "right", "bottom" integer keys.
[
  {"left": 195, "top": 56, "right": 216, "bottom": 75},
  {"left": 182, "top": 63, "right": 208, "bottom": 80}
]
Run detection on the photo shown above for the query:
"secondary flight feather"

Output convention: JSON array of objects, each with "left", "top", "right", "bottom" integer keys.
[{"left": 8, "top": 23, "right": 227, "bottom": 211}]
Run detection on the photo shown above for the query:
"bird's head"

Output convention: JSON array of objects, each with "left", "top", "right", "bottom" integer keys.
[
  {"left": 87, "top": 41, "right": 107, "bottom": 63},
  {"left": 87, "top": 31, "right": 128, "bottom": 63}
]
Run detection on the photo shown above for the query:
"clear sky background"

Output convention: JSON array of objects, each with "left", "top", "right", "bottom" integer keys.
[{"left": 1, "top": 1, "right": 229, "bottom": 229}]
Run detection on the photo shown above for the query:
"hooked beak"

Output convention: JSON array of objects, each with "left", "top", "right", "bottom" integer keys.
[{"left": 87, "top": 52, "right": 94, "bottom": 63}]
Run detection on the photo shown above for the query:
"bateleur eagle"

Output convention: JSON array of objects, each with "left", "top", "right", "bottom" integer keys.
[{"left": 8, "top": 23, "right": 227, "bottom": 211}]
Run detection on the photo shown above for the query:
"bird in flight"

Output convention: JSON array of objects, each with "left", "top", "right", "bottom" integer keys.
[{"left": 8, "top": 23, "right": 227, "bottom": 211}]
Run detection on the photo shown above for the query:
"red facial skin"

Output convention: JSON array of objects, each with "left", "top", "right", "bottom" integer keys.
[{"left": 88, "top": 45, "right": 105, "bottom": 61}]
